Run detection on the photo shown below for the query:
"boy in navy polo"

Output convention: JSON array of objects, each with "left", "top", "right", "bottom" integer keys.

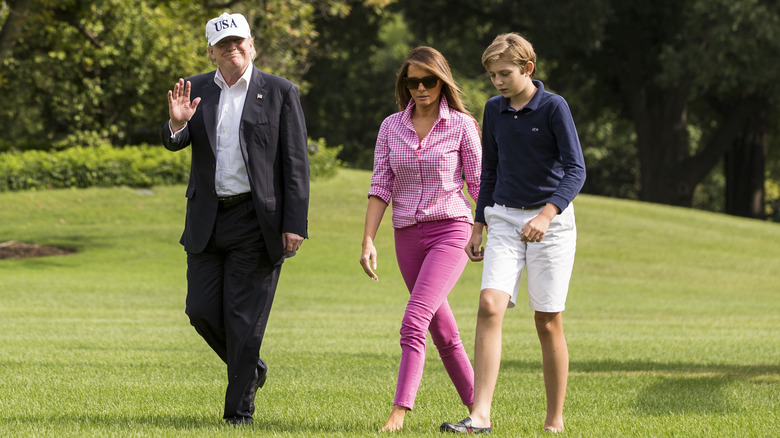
[{"left": 441, "top": 33, "right": 586, "bottom": 434}]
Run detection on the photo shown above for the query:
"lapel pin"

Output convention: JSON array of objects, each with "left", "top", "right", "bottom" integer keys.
[{"left": 257, "top": 94, "right": 263, "bottom": 99}]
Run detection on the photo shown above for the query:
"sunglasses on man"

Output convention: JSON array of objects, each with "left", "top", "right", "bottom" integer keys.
[{"left": 404, "top": 76, "right": 440, "bottom": 89}]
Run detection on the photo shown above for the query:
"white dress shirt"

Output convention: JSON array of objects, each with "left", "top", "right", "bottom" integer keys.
[
  {"left": 169, "top": 65, "right": 254, "bottom": 197},
  {"left": 213, "top": 65, "right": 253, "bottom": 196}
]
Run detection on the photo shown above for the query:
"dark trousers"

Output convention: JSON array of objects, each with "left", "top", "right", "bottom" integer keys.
[{"left": 185, "top": 198, "right": 281, "bottom": 420}]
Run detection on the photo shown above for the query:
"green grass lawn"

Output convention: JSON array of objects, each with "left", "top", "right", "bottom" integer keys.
[{"left": 1, "top": 168, "right": 778, "bottom": 437}]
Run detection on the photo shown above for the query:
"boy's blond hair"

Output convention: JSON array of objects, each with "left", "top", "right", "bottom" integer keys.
[{"left": 481, "top": 33, "right": 537, "bottom": 77}]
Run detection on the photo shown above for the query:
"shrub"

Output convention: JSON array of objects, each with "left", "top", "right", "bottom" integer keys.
[
  {"left": 0, "top": 139, "right": 343, "bottom": 192},
  {"left": 307, "top": 138, "right": 343, "bottom": 181},
  {"left": 0, "top": 145, "right": 189, "bottom": 191}
]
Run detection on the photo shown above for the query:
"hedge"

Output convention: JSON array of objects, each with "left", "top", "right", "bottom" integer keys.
[{"left": 0, "top": 140, "right": 342, "bottom": 192}]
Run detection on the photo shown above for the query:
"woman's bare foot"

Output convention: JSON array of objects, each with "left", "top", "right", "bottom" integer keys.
[
  {"left": 380, "top": 405, "right": 409, "bottom": 432},
  {"left": 543, "top": 409, "right": 564, "bottom": 432}
]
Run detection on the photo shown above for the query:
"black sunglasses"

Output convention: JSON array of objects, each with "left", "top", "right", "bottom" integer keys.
[{"left": 404, "top": 76, "right": 439, "bottom": 89}]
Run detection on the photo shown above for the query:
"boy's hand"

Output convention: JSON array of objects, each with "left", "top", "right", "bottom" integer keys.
[
  {"left": 521, "top": 204, "right": 558, "bottom": 242},
  {"left": 465, "top": 223, "right": 485, "bottom": 262}
]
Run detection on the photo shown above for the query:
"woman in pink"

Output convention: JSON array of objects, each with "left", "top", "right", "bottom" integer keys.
[{"left": 359, "top": 46, "right": 482, "bottom": 432}]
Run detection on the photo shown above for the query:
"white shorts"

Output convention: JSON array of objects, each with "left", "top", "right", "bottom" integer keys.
[{"left": 481, "top": 203, "right": 577, "bottom": 312}]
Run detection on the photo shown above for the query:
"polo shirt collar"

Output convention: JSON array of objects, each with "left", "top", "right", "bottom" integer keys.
[{"left": 499, "top": 79, "right": 545, "bottom": 112}]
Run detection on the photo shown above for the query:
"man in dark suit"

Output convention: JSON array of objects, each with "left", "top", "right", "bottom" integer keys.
[{"left": 161, "top": 12, "right": 309, "bottom": 425}]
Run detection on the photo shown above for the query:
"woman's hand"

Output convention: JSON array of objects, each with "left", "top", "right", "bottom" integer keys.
[{"left": 360, "top": 238, "right": 379, "bottom": 280}]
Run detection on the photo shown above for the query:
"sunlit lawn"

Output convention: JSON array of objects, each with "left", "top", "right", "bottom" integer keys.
[{"left": 1, "top": 168, "right": 778, "bottom": 437}]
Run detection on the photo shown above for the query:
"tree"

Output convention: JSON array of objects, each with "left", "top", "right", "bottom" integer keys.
[
  {"left": 724, "top": 101, "right": 769, "bottom": 218},
  {"left": 395, "top": 0, "right": 780, "bottom": 216},
  {"left": 393, "top": 0, "right": 644, "bottom": 199},
  {"left": 693, "top": 0, "right": 780, "bottom": 218},
  {"left": 0, "top": 0, "right": 385, "bottom": 149},
  {"left": 0, "top": 0, "right": 33, "bottom": 64},
  {"left": 300, "top": 1, "right": 401, "bottom": 168},
  {"left": 0, "top": 0, "right": 212, "bottom": 148}
]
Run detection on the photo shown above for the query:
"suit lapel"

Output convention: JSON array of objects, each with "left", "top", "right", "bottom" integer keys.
[
  {"left": 201, "top": 77, "right": 221, "bottom": 157},
  {"left": 240, "top": 67, "right": 268, "bottom": 158}
]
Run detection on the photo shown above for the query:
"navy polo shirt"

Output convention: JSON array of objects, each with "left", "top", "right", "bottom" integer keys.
[{"left": 475, "top": 80, "right": 586, "bottom": 223}]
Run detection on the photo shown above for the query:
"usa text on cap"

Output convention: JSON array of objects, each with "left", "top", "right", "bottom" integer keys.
[{"left": 205, "top": 12, "right": 251, "bottom": 46}]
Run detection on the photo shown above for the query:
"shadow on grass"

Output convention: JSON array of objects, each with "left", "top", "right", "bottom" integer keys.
[
  {"left": 501, "top": 358, "right": 780, "bottom": 377},
  {"left": 634, "top": 375, "right": 737, "bottom": 415},
  {"left": 569, "top": 360, "right": 780, "bottom": 377},
  {"left": 502, "top": 359, "right": 779, "bottom": 415}
]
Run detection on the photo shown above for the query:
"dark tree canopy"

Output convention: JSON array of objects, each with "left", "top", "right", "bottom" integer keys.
[{"left": 394, "top": 0, "right": 780, "bottom": 218}]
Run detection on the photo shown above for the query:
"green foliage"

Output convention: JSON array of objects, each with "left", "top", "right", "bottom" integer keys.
[
  {"left": 0, "top": 0, "right": 210, "bottom": 146},
  {"left": 765, "top": 176, "right": 780, "bottom": 222},
  {"left": 579, "top": 111, "right": 640, "bottom": 200},
  {"left": 0, "top": 145, "right": 190, "bottom": 191},
  {"left": 302, "top": 3, "right": 400, "bottom": 169},
  {"left": 50, "top": 130, "right": 115, "bottom": 151},
  {"left": 454, "top": 71, "right": 494, "bottom": 127},
  {"left": 237, "top": 0, "right": 318, "bottom": 82},
  {"left": 307, "top": 137, "right": 343, "bottom": 181},
  {"left": 0, "top": 139, "right": 343, "bottom": 192},
  {"left": 0, "top": 0, "right": 392, "bottom": 164},
  {"left": 693, "top": 163, "right": 727, "bottom": 213},
  {"left": 681, "top": 0, "right": 780, "bottom": 97},
  {"left": 214, "top": 0, "right": 395, "bottom": 86}
]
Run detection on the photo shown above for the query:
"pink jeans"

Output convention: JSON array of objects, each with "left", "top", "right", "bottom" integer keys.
[{"left": 392, "top": 219, "right": 475, "bottom": 410}]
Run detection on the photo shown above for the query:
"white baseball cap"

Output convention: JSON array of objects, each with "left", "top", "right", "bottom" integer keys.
[{"left": 205, "top": 12, "right": 251, "bottom": 46}]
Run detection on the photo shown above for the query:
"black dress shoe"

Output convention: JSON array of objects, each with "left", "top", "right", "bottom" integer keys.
[
  {"left": 225, "top": 416, "right": 253, "bottom": 426},
  {"left": 440, "top": 417, "right": 491, "bottom": 434},
  {"left": 257, "top": 360, "right": 267, "bottom": 389},
  {"left": 246, "top": 359, "right": 268, "bottom": 416}
]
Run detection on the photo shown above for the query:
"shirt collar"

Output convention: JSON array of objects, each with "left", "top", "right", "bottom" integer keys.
[
  {"left": 499, "top": 79, "right": 545, "bottom": 113},
  {"left": 213, "top": 64, "right": 254, "bottom": 90},
  {"left": 402, "top": 94, "right": 452, "bottom": 124}
]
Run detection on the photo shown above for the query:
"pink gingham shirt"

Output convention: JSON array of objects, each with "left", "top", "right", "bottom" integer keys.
[{"left": 368, "top": 96, "right": 482, "bottom": 228}]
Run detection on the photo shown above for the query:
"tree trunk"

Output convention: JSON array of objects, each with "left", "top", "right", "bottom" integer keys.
[
  {"left": 724, "top": 99, "right": 768, "bottom": 219},
  {"left": 627, "top": 83, "right": 698, "bottom": 207},
  {"left": 625, "top": 80, "right": 760, "bottom": 209}
]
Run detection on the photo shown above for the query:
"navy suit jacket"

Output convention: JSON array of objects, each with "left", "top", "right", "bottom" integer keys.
[{"left": 162, "top": 66, "right": 309, "bottom": 265}]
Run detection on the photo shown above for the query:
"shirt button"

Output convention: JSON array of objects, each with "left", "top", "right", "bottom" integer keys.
[{"left": 514, "top": 115, "right": 518, "bottom": 119}]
